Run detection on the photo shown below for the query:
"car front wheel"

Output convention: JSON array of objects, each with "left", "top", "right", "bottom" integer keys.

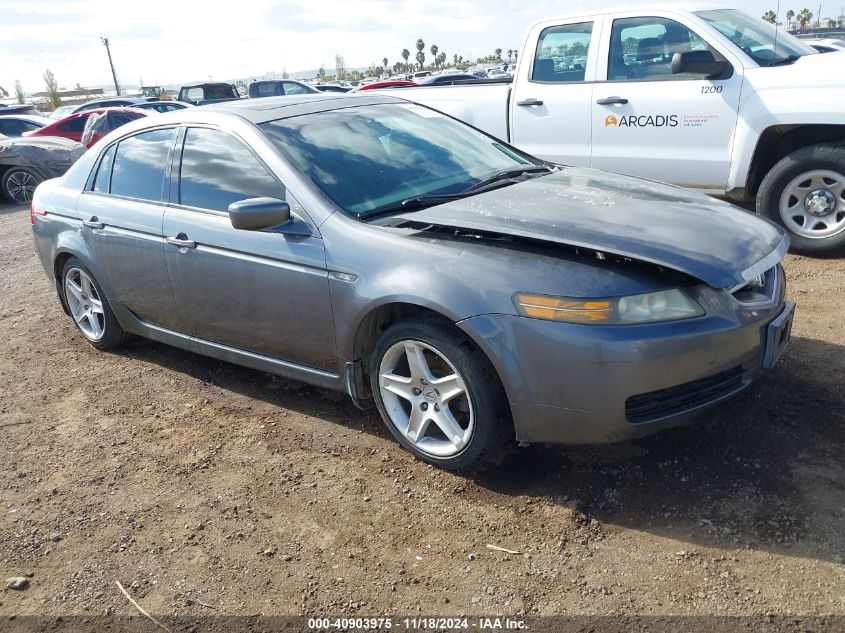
[
  {"left": 1, "top": 167, "right": 41, "bottom": 205},
  {"left": 370, "top": 319, "right": 510, "bottom": 470},
  {"left": 757, "top": 144, "right": 845, "bottom": 254}
]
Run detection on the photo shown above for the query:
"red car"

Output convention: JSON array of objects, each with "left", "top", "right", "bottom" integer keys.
[
  {"left": 353, "top": 80, "right": 416, "bottom": 91},
  {"left": 25, "top": 107, "right": 150, "bottom": 148}
]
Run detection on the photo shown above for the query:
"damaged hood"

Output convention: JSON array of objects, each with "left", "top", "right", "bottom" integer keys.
[{"left": 396, "top": 168, "right": 788, "bottom": 289}]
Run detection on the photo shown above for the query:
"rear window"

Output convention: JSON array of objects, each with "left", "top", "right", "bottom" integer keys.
[
  {"left": 110, "top": 128, "right": 175, "bottom": 202},
  {"left": 58, "top": 115, "right": 88, "bottom": 133}
]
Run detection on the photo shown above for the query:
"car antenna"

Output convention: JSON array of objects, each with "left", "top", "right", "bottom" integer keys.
[{"left": 774, "top": 0, "right": 782, "bottom": 64}]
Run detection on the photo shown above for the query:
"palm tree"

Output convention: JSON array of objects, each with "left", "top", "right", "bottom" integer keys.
[
  {"left": 762, "top": 10, "right": 777, "bottom": 23},
  {"left": 430, "top": 44, "right": 439, "bottom": 68},
  {"left": 415, "top": 38, "right": 426, "bottom": 70},
  {"left": 797, "top": 8, "right": 813, "bottom": 28},
  {"left": 507, "top": 49, "right": 513, "bottom": 62},
  {"left": 494, "top": 48, "right": 502, "bottom": 61},
  {"left": 785, "top": 9, "right": 795, "bottom": 27},
  {"left": 437, "top": 52, "right": 446, "bottom": 68},
  {"left": 401, "top": 48, "right": 410, "bottom": 70},
  {"left": 382, "top": 57, "right": 388, "bottom": 71}
]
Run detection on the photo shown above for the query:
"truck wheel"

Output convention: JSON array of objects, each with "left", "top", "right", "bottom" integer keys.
[
  {"left": 370, "top": 319, "right": 511, "bottom": 471},
  {"left": 757, "top": 145, "right": 845, "bottom": 254}
]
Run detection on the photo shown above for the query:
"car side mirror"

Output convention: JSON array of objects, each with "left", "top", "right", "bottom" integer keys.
[
  {"left": 671, "top": 51, "right": 728, "bottom": 78},
  {"left": 228, "top": 197, "right": 291, "bottom": 231}
]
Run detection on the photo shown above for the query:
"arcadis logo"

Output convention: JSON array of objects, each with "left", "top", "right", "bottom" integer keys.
[{"left": 604, "top": 114, "right": 679, "bottom": 128}]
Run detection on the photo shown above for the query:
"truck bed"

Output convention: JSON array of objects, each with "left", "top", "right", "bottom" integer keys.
[{"left": 376, "top": 80, "right": 512, "bottom": 141}]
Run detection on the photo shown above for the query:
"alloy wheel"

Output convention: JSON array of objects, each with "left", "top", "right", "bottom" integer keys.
[
  {"left": 378, "top": 340, "right": 474, "bottom": 458},
  {"left": 64, "top": 268, "right": 106, "bottom": 341},
  {"left": 5, "top": 170, "right": 37, "bottom": 205},
  {"left": 779, "top": 169, "right": 845, "bottom": 239}
]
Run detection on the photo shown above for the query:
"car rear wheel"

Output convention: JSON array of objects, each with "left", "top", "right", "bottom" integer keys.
[
  {"left": 1, "top": 167, "right": 41, "bottom": 205},
  {"left": 61, "top": 258, "right": 130, "bottom": 350},
  {"left": 370, "top": 319, "right": 510, "bottom": 470},
  {"left": 757, "top": 144, "right": 845, "bottom": 254}
]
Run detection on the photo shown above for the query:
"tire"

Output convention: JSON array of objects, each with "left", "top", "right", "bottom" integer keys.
[
  {"left": 61, "top": 258, "right": 131, "bottom": 351},
  {"left": 1, "top": 167, "right": 41, "bottom": 205},
  {"left": 369, "top": 318, "right": 511, "bottom": 470},
  {"left": 756, "top": 144, "right": 845, "bottom": 254}
]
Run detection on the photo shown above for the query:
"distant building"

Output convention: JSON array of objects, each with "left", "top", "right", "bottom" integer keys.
[{"left": 31, "top": 88, "right": 105, "bottom": 99}]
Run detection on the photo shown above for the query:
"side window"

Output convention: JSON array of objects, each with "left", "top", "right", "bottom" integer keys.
[
  {"left": 110, "top": 128, "right": 174, "bottom": 202},
  {"left": 179, "top": 127, "right": 283, "bottom": 212},
  {"left": 93, "top": 145, "right": 116, "bottom": 193},
  {"left": 283, "top": 82, "right": 311, "bottom": 95},
  {"left": 532, "top": 22, "right": 593, "bottom": 83},
  {"left": 58, "top": 115, "right": 88, "bottom": 133},
  {"left": 608, "top": 17, "right": 711, "bottom": 81}
]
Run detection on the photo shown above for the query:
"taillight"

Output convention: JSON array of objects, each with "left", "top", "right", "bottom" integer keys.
[{"left": 31, "top": 204, "right": 47, "bottom": 224}]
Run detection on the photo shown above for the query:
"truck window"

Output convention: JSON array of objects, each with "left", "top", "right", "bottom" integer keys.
[
  {"left": 531, "top": 22, "right": 593, "bottom": 83},
  {"left": 608, "top": 17, "right": 709, "bottom": 81}
]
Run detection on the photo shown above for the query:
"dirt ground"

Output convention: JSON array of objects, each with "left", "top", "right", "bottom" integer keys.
[{"left": 1, "top": 200, "right": 843, "bottom": 626}]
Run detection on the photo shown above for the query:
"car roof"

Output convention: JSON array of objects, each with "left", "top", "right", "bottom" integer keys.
[
  {"left": 526, "top": 3, "right": 731, "bottom": 25},
  {"left": 2, "top": 113, "right": 52, "bottom": 124}
]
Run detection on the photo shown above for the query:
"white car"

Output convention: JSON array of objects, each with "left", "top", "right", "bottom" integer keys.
[
  {"left": 798, "top": 37, "right": 845, "bottom": 52},
  {"left": 390, "top": 5, "right": 845, "bottom": 253}
]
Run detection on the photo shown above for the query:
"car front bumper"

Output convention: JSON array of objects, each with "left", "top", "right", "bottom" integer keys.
[{"left": 458, "top": 288, "right": 792, "bottom": 445}]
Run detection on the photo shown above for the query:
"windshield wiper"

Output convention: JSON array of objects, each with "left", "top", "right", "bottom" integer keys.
[
  {"left": 359, "top": 164, "right": 554, "bottom": 220},
  {"left": 462, "top": 164, "right": 552, "bottom": 193},
  {"left": 358, "top": 194, "right": 467, "bottom": 220},
  {"left": 769, "top": 54, "right": 801, "bottom": 66}
]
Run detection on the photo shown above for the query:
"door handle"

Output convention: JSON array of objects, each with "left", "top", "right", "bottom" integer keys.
[
  {"left": 83, "top": 217, "right": 104, "bottom": 229},
  {"left": 166, "top": 236, "right": 197, "bottom": 249},
  {"left": 596, "top": 97, "right": 629, "bottom": 105},
  {"left": 516, "top": 98, "right": 544, "bottom": 107}
]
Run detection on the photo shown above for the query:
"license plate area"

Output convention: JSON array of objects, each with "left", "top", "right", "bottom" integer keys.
[{"left": 763, "top": 301, "right": 795, "bottom": 369}]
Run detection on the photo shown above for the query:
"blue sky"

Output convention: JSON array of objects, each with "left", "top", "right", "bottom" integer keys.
[{"left": 0, "top": 0, "right": 831, "bottom": 93}]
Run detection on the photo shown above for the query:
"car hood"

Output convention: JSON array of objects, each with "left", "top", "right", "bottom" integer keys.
[
  {"left": 746, "top": 49, "right": 845, "bottom": 89},
  {"left": 393, "top": 168, "right": 788, "bottom": 289}
]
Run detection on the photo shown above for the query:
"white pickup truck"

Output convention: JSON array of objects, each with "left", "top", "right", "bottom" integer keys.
[{"left": 398, "top": 5, "right": 845, "bottom": 253}]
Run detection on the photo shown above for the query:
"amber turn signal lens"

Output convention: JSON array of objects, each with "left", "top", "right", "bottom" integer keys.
[{"left": 513, "top": 293, "right": 612, "bottom": 324}]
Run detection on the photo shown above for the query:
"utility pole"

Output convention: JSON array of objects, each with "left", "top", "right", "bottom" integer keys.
[{"left": 101, "top": 37, "right": 120, "bottom": 96}]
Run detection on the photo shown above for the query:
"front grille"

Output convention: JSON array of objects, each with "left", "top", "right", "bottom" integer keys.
[{"left": 625, "top": 366, "right": 745, "bottom": 424}]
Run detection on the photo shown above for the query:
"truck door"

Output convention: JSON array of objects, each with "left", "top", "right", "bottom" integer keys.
[
  {"left": 509, "top": 18, "right": 601, "bottom": 166},
  {"left": 590, "top": 12, "right": 743, "bottom": 190}
]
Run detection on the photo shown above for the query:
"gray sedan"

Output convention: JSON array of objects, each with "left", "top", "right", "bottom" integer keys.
[{"left": 31, "top": 94, "right": 794, "bottom": 470}]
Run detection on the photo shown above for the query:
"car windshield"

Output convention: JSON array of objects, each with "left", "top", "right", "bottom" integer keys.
[
  {"left": 260, "top": 103, "right": 538, "bottom": 216},
  {"left": 696, "top": 9, "right": 816, "bottom": 66}
]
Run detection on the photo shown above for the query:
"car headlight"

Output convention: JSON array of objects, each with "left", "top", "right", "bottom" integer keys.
[{"left": 513, "top": 288, "right": 704, "bottom": 325}]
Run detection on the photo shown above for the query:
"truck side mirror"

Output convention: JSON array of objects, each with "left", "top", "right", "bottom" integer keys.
[{"left": 671, "top": 51, "right": 729, "bottom": 78}]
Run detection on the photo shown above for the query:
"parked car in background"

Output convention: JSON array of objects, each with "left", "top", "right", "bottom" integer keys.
[
  {"left": 48, "top": 105, "right": 75, "bottom": 120},
  {"left": 353, "top": 80, "right": 416, "bottom": 91},
  {"left": 1, "top": 135, "right": 84, "bottom": 204},
  {"left": 78, "top": 108, "right": 151, "bottom": 148},
  {"left": 799, "top": 38, "right": 845, "bottom": 52},
  {"left": 0, "top": 114, "right": 52, "bottom": 137},
  {"left": 72, "top": 97, "right": 155, "bottom": 113},
  {"left": 134, "top": 101, "right": 191, "bottom": 113},
  {"left": 25, "top": 107, "right": 149, "bottom": 146},
  {"left": 177, "top": 83, "right": 240, "bottom": 105},
  {"left": 417, "top": 73, "right": 480, "bottom": 85},
  {"left": 30, "top": 94, "right": 793, "bottom": 470},
  {"left": 248, "top": 80, "right": 319, "bottom": 98},
  {"left": 315, "top": 84, "right": 351, "bottom": 93},
  {"left": 403, "top": 6, "right": 845, "bottom": 253},
  {"left": 0, "top": 103, "right": 43, "bottom": 116}
]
